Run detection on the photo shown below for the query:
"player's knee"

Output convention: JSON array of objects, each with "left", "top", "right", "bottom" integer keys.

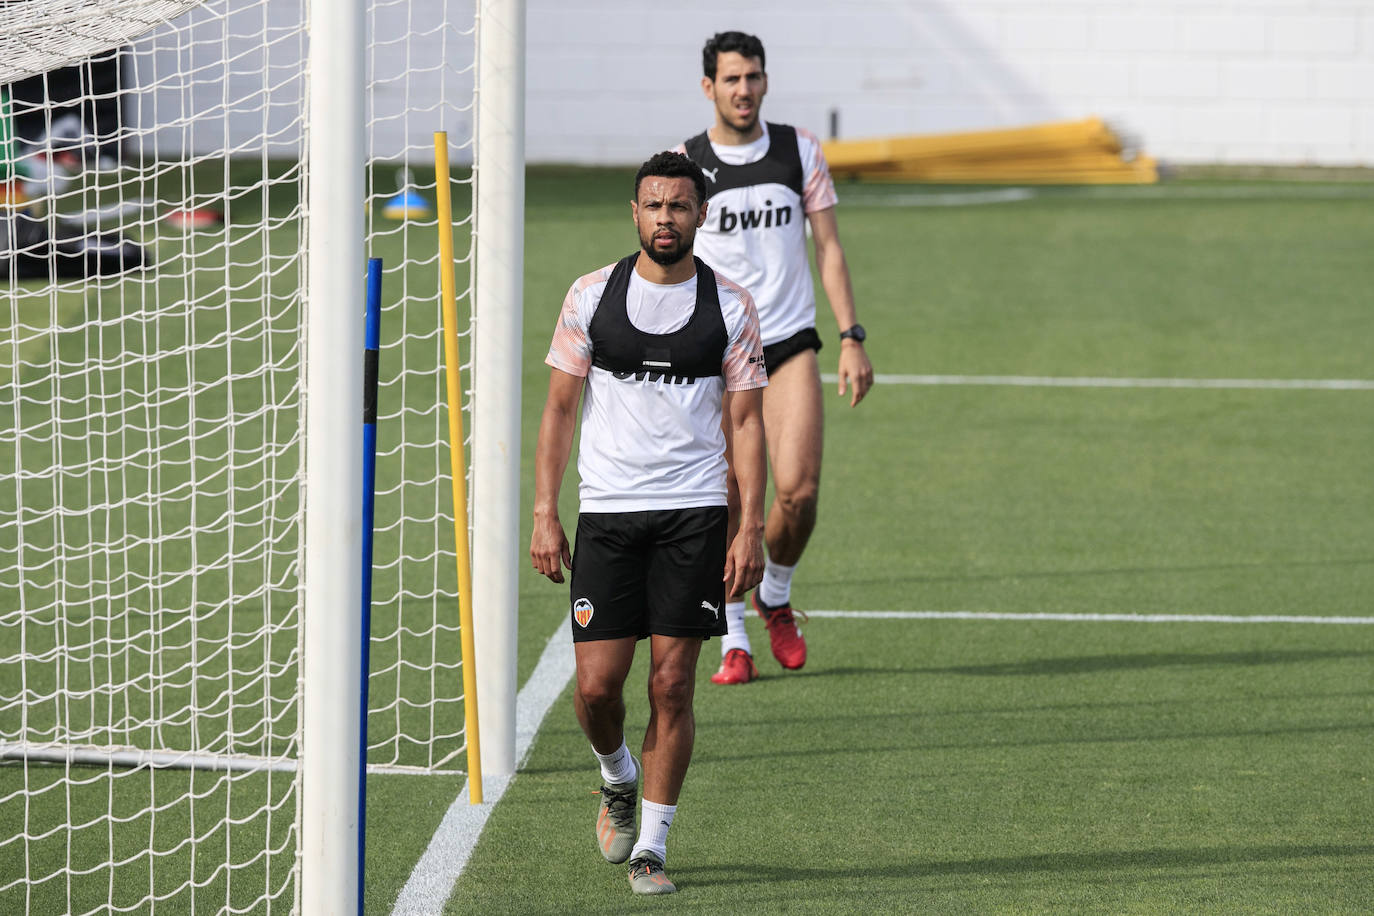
[
  {"left": 774, "top": 479, "right": 819, "bottom": 523},
  {"left": 575, "top": 678, "right": 622, "bottom": 715},
  {"left": 647, "top": 667, "right": 693, "bottom": 715}
]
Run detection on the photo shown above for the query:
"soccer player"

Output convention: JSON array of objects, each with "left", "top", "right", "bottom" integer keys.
[
  {"left": 530, "top": 150, "right": 768, "bottom": 895},
  {"left": 679, "top": 31, "right": 875, "bottom": 685}
]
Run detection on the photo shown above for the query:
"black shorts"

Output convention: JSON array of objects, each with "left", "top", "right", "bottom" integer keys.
[
  {"left": 569, "top": 507, "right": 728, "bottom": 642},
  {"left": 762, "top": 327, "right": 822, "bottom": 374}
]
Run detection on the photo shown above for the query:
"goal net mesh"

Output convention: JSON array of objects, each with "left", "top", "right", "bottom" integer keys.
[{"left": 0, "top": 0, "right": 477, "bottom": 911}]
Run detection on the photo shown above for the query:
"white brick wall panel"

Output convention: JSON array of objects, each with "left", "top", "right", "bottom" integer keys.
[
  {"left": 1268, "top": 106, "right": 1358, "bottom": 148},
  {"left": 1177, "top": 106, "right": 1270, "bottom": 148},
  {"left": 828, "top": 104, "right": 914, "bottom": 140},
  {"left": 1089, "top": 14, "right": 1181, "bottom": 53},
  {"left": 1134, "top": 59, "right": 1223, "bottom": 99},
  {"left": 1358, "top": 106, "right": 1374, "bottom": 154},
  {"left": 1181, "top": 15, "right": 1270, "bottom": 54},
  {"left": 1036, "top": 55, "right": 1134, "bottom": 98},
  {"left": 900, "top": 9, "right": 981, "bottom": 53},
  {"left": 1267, "top": 15, "right": 1362, "bottom": 55},
  {"left": 1310, "top": 63, "right": 1374, "bottom": 100},
  {"left": 900, "top": 49, "right": 1016, "bottom": 98},
  {"left": 934, "top": 6, "right": 1005, "bottom": 50},
  {"left": 525, "top": 56, "right": 604, "bottom": 94},
  {"left": 860, "top": 57, "right": 949, "bottom": 96},
  {"left": 1000, "top": 14, "right": 1092, "bottom": 52},
  {"left": 528, "top": 8, "right": 627, "bottom": 48},
  {"left": 796, "top": 11, "right": 925, "bottom": 51},
  {"left": 1221, "top": 61, "right": 1313, "bottom": 101},
  {"left": 919, "top": 50, "right": 1049, "bottom": 111}
]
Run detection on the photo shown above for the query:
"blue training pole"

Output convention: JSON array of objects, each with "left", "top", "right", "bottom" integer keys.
[{"left": 358, "top": 257, "right": 382, "bottom": 913}]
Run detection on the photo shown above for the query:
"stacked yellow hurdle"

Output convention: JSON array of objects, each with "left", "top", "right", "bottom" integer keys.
[{"left": 822, "top": 116, "right": 1157, "bottom": 184}]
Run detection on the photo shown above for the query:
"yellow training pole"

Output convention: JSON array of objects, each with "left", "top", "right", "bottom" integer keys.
[{"left": 434, "top": 130, "right": 482, "bottom": 804}]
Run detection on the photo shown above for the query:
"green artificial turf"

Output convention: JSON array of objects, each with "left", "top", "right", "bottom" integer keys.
[
  {"left": 450, "top": 173, "right": 1374, "bottom": 914},
  {"left": 3, "top": 169, "right": 1371, "bottom": 914}
]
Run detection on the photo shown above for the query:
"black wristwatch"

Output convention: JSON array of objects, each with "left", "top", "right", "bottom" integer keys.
[{"left": 839, "top": 323, "right": 866, "bottom": 344}]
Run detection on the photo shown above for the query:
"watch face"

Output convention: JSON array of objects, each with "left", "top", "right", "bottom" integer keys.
[{"left": 843, "top": 324, "right": 866, "bottom": 343}]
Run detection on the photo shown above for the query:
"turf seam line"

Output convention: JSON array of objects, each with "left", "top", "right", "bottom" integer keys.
[
  {"left": 390, "top": 621, "right": 575, "bottom": 916},
  {"left": 807, "top": 610, "right": 1374, "bottom": 625},
  {"left": 851, "top": 188, "right": 1036, "bottom": 207},
  {"left": 820, "top": 373, "right": 1374, "bottom": 390}
]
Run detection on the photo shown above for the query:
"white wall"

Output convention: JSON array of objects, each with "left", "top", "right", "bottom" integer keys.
[
  {"left": 129, "top": 0, "right": 1374, "bottom": 167},
  {"left": 525, "top": 0, "right": 1374, "bottom": 167}
]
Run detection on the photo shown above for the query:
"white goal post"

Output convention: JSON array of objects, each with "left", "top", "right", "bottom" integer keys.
[{"left": 0, "top": 0, "right": 523, "bottom": 912}]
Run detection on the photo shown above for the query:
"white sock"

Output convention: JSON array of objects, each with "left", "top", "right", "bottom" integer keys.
[
  {"left": 631, "top": 799, "right": 676, "bottom": 863},
  {"left": 593, "top": 740, "right": 636, "bottom": 786},
  {"left": 758, "top": 559, "right": 796, "bottom": 607},
  {"left": 719, "top": 600, "right": 750, "bottom": 656}
]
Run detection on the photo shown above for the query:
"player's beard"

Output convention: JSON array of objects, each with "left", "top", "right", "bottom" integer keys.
[
  {"left": 639, "top": 225, "right": 693, "bottom": 267},
  {"left": 717, "top": 95, "right": 760, "bottom": 135}
]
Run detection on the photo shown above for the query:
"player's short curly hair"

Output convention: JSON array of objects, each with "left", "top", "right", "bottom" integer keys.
[
  {"left": 633, "top": 151, "right": 707, "bottom": 206},
  {"left": 702, "top": 31, "right": 766, "bottom": 80}
]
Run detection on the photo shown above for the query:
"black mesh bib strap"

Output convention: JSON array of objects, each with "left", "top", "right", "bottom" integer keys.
[
  {"left": 589, "top": 252, "right": 728, "bottom": 381},
  {"left": 682, "top": 123, "right": 804, "bottom": 199}
]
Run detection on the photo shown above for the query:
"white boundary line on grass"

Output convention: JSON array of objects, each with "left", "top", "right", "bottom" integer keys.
[
  {"left": 392, "top": 605, "right": 1372, "bottom": 912},
  {"left": 807, "top": 610, "right": 1374, "bottom": 625},
  {"left": 820, "top": 373, "right": 1374, "bottom": 391},
  {"left": 390, "top": 623, "right": 575, "bottom": 916}
]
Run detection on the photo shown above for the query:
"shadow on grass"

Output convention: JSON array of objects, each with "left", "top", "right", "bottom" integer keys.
[
  {"left": 697, "top": 688, "right": 1374, "bottom": 732},
  {"left": 923, "top": 648, "right": 1374, "bottom": 676},
  {"left": 696, "top": 721, "right": 1368, "bottom": 765},
  {"left": 677, "top": 843, "right": 1374, "bottom": 888}
]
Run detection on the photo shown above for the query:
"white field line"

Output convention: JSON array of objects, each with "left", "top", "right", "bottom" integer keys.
[
  {"left": 390, "top": 622, "right": 575, "bottom": 916},
  {"left": 392, "top": 604, "right": 1371, "bottom": 912},
  {"left": 807, "top": 610, "right": 1374, "bottom": 625},
  {"left": 821, "top": 373, "right": 1374, "bottom": 391}
]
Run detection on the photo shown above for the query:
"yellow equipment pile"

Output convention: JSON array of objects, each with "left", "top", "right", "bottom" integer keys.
[{"left": 822, "top": 117, "right": 1157, "bottom": 184}]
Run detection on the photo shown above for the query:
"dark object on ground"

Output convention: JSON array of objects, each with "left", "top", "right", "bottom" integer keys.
[{"left": 2, "top": 211, "right": 149, "bottom": 279}]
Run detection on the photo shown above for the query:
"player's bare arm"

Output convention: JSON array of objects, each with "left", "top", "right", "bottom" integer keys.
[
  {"left": 808, "top": 205, "right": 874, "bottom": 407},
  {"left": 530, "top": 367, "right": 583, "bottom": 583},
  {"left": 722, "top": 387, "right": 766, "bottom": 596}
]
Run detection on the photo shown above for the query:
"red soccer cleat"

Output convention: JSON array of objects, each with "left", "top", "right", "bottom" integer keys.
[
  {"left": 710, "top": 648, "right": 760, "bottom": 685},
  {"left": 753, "top": 593, "right": 808, "bottom": 670}
]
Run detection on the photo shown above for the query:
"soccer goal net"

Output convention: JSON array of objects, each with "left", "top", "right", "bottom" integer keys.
[{"left": 0, "top": 0, "right": 521, "bottom": 912}]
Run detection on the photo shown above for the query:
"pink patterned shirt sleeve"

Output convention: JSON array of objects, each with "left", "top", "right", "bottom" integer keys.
[
  {"left": 545, "top": 266, "right": 611, "bottom": 377},
  {"left": 718, "top": 277, "right": 768, "bottom": 392},
  {"left": 797, "top": 126, "right": 838, "bottom": 213}
]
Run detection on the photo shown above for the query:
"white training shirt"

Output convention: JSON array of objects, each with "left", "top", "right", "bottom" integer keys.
[
  {"left": 677, "top": 124, "right": 838, "bottom": 347},
  {"left": 546, "top": 262, "right": 767, "bottom": 513}
]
